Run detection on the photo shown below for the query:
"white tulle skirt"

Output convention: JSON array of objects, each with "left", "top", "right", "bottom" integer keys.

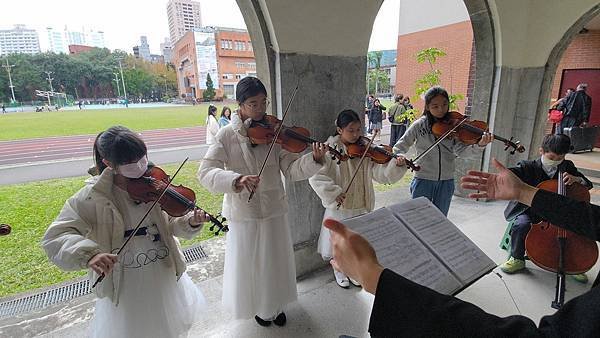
[
  {"left": 317, "top": 208, "right": 368, "bottom": 260},
  {"left": 90, "top": 237, "right": 205, "bottom": 338},
  {"left": 222, "top": 215, "right": 297, "bottom": 320}
]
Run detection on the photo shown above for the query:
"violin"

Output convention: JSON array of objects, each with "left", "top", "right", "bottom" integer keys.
[
  {"left": 346, "top": 136, "right": 420, "bottom": 172},
  {"left": 0, "top": 223, "right": 11, "bottom": 236},
  {"left": 431, "top": 111, "right": 525, "bottom": 154},
  {"left": 525, "top": 172, "right": 598, "bottom": 308},
  {"left": 247, "top": 115, "right": 348, "bottom": 164},
  {"left": 126, "top": 165, "right": 228, "bottom": 235}
]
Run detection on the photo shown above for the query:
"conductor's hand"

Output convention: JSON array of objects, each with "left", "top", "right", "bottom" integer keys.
[
  {"left": 324, "top": 218, "right": 384, "bottom": 294},
  {"left": 460, "top": 158, "right": 538, "bottom": 206},
  {"left": 88, "top": 253, "right": 118, "bottom": 275}
]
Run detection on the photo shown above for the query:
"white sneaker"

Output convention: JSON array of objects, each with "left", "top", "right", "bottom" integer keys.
[
  {"left": 349, "top": 277, "right": 361, "bottom": 287},
  {"left": 334, "top": 270, "right": 350, "bottom": 288}
]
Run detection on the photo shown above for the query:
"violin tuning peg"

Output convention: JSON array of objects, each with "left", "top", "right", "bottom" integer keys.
[{"left": 209, "top": 225, "right": 215, "bottom": 231}]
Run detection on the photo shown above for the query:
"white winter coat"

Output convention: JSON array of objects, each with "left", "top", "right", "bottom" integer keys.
[
  {"left": 206, "top": 115, "right": 220, "bottom": 145},
  {"left": 198, "top": 112, "right": 323, "bottom": 222},
  {"left": 41, "top": 168, "right": 202, "bottom": 304},
  {"left": 309, "top": 135, "right": 407, "bottom": 212}
]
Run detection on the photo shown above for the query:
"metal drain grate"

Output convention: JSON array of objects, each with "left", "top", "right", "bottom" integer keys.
[{"left": 0, "top": 243, "right": 207, "bottom": 319}]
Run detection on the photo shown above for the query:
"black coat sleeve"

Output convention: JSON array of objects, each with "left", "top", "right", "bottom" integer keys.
[
  {"left": 564, "top": 160, "right": 593, "bottom": 189},
  {"left": 530, "top": 189, "right": 600, "bottom": 241},
  {"left": 369, "top": 268, "right": 600, "bottom": 338}
]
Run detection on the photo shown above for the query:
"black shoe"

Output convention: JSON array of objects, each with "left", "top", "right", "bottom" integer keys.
[
  {"left": 255, "top": 315, "right": 272, "bottom": 327},
  {"left": 273, "top": 312, "right": 287, "bottom": 326}
]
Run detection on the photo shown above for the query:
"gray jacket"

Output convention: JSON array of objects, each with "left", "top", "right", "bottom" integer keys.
[{"left": 393, "top": 116, "right": 484, "bottom": 181}]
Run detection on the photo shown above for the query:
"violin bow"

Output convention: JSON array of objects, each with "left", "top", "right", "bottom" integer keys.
[
  {"left": 247, "top": 85, "right": 300, "bottom": 203},
  {"left": 336, "top": 131, "right": 378, "bottom": 210},
  {"left": 411, "top": 117, "right": 468, "bottom": 164},
  {"left": 92, "top": 157, "right": 188, "bottom": 288}
]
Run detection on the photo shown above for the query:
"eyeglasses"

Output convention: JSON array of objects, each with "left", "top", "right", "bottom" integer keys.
[{"left": 243, "top": 99, "right": 270, "bottom": 110}]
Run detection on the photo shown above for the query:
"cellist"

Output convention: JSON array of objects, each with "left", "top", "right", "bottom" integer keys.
[{"left": 501, "top": 134, "right": 593, "bottom": 281}]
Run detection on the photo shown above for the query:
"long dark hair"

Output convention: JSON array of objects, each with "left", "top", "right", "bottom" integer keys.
[
  {"left": 236, "top": 76, "right": 267, "bottom": 104},
  {"left": 221, "top": 106, "right": 231, "bottom": 120},
  {"left": 423, "top": 86, "right": 450, "bottom": 129},
  {"left": 93, "top": 126, "right": 147, "bottom": 174},
  {"left": 335, "top": 109, "right": 361, "bottom": 135},
  {"left": 208, "top": 104, "right": 217, "bottom": 117}
]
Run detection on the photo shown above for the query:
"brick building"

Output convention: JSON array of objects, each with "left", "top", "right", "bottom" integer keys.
[
  {"left": 68, "top": 44, "right": 94, "bottom": 55},
  {"left": 172, "top": 27, "right": 256, "bottom": 101},
  {"left": 396, "top": 0, "right": 600, "bottom": 122}
]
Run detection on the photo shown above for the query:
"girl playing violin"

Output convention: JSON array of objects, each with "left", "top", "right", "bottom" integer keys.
[
  {"left": 42, "top": 126, "right": 209, "bottom": 338},
  {"left": 198, "top": 76, "right": 328, "bottom": 327},
  {"left": 393, "top": 86, "right": 493, "bottom": 216},
  {"left": 309, "top": 109, "right": 407, "bottom": 288}
]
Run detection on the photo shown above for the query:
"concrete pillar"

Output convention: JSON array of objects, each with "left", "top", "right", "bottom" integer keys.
[{"left": 277, "top": 53, "right": 367, "bottom": 276}]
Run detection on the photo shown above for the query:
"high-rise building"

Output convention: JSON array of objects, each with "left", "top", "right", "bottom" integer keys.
[
  {"left": 138, "top": 36, "right": 151, "bottom": 60},
  {"left": 47, "top": 27, "right": 69, "bottom": 54},
  {"left": 46, "top": 27, "right": 105, "bottom": 53},
  {"left": 0, "top": 24, "right": 41, "bottom": 56},
  {"left": 167, "top": 0, "right": 203, "bottom": 45},
  {"left": 160, "top": 38, "right": 173, "bottom": 64}
]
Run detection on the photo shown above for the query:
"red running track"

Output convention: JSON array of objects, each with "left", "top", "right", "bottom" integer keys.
[{"left": 0, "top": 126, "right": 206, "bottom": 166}]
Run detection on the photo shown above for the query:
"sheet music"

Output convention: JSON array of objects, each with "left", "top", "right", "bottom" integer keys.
[
  {"left": 344, "top": 208, "right": 462, "bottom": 295},
  {"left": 387, "top": 197, "right": 496, "bottom": 285}
]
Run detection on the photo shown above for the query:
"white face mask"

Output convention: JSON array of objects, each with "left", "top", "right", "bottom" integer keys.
[
  {"left": 117, "top": 156, "right": 148, "bottom": 178},
  {"left": 541, "top": 155, "right": 563, "bottom": 168}
]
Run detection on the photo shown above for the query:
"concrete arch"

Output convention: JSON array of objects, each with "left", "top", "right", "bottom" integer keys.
[{"left": 531, "top": 4, "right": 600, "bottom": 158}]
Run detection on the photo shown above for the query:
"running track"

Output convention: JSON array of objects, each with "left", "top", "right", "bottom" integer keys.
[{"left": 0, "top": 126, "right": 206, "bottom": 167}]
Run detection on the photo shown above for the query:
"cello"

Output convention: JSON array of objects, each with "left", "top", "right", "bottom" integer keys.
[{"left": 525, "top": 171, "right": 598, "bottom": 309}]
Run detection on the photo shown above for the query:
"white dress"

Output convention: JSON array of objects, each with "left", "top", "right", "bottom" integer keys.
[{"left": 90, "top": 188, "right": 205, "bottom": 338}]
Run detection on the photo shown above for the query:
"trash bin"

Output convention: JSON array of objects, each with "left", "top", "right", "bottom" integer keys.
[{"left": 563, "top": 126, "right": 599, "bottom": 153}]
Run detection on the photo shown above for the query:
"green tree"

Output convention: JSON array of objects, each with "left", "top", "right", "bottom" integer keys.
[
  {"left": 368, "top": 69, "right": 390, "bottom": 95},
  {"left": 412, "top": 47, "right": 464, "bottom": 112},
  {"left": 367, "top": 51, "right": 384, "bottom": 94},
  {"left": 203, "top": 73, "right": 216, "bottom": 101}
]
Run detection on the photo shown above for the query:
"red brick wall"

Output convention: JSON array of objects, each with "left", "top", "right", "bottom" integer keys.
[
  {"left": 173, "top": 31, "right": 199, "bottom": 99},
  {"left": 551, "top": 29, "right": 600, "bottom": 101},
  {"left": 395, "top": 21, "right": 473, "bottom": 113}
]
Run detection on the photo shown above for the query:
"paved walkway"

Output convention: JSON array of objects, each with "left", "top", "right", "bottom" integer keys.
[{"left": 2, "top": 180, "right": 599, "bottom": 337}]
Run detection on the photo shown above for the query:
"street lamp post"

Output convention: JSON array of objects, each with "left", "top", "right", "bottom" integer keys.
[
  {"left": 113, "top": 72, "right": 121, "bottom": 97},
  {"left": 44, "top": 71, "right": 54, "bottom": 106},
  {"left": 117, "top": 58, "right": 128, "bottom": 107},
  {"left": 2, "top": 59, "right": 16, "bottom": 103}
]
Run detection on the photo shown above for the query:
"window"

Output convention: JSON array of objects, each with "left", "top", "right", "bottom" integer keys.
[
  {"left": 224, "top": 84, "right": 235, "bottom": 98},
  {"left": 235, "top": 74, "right": 242, "bottom": 79}
]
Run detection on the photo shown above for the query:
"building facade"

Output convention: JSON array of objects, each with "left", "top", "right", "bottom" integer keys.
[
  {"left": 161, "top": 38, "right": 173, "bottom": 64},
  {"left": 167, "top": 0, "right": 203, "bottom": 45},
  {"left": 215, "top": 27, "right": 256, "bottom": 99},
  {"left": 395, "top": 0, "right": 473, "bottom": 113},
  {"left": 46, "top": 27, "right": 105, "bottom": 54},
  {"left": 172, "top": 27, "right": 255, "bottom": 101},
  {"left": 0, "top": 25, "right": 40, "bottom": 56},
  {"left": 68, "top": 44, "right": 94, "bottom": 54}
]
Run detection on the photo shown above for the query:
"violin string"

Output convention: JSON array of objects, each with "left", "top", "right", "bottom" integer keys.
[
  {"left": 92, "top": 158, "right": 188, "bottom": 288},
  {"left": 495, "top": 272, "right": 522, "bottom": 315},
  {"left": 248, "top": 85, "right": 300, "bottom": 202}
]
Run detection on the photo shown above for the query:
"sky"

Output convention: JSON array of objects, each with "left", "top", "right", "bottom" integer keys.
[{"left": 2, "top": 0, "right": 400, "bottom": 54}]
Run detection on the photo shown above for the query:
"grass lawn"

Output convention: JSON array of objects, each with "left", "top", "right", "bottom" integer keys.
[
  {"left": 374, "top": 170, "right": 414, "bottom": 192},
  {"left": 0, "top": 103, "right": 236, "bottom": 141},
  {"left": 0, "top": 161, "right": 224, "bottom": 298}
]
